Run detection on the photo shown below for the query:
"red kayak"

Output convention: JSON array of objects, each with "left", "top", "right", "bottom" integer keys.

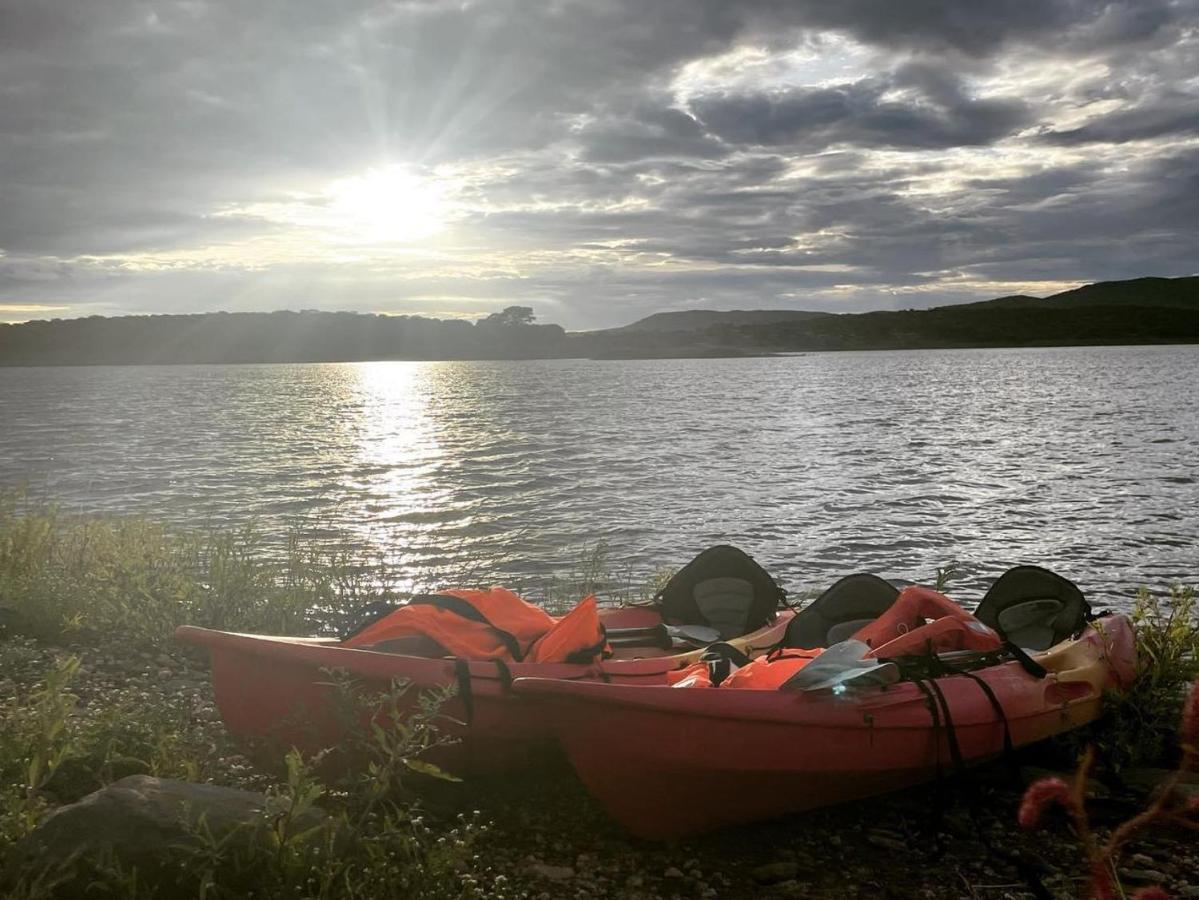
[
  {"left": 176, "top": 605, "right": 795, "bottom": 773},
  {"left": 513, "top": 615, "right": 1136, "bottom": 838}
]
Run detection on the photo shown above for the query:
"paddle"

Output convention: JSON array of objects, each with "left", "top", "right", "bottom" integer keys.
[{"left": 605, "top": 623, "right": 721, "bottom": 650}]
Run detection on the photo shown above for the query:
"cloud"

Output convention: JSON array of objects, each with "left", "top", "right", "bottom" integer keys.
[
  {"left": 0, "top": 0, "right": 1196, "bottom": 326},
  {"left": 1042, "top": 96, "right": 1199, "bottom": 144},
  {"left": 688, "top": 66, "right": 1030, "bottom": 149}
]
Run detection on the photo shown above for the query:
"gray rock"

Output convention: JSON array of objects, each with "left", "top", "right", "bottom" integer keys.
[
  {"left": 767, "top": 880, "right": 814, "bottom": 898},
  {"left": 527, "top": 863, "right": 575, "bottom": 881},
  {"left": 752, "top": 861, "right": 800, "bottom": 885},
  {"left": 1117, "top": 868, "right": 1170, "bottom": 884},
  {"left": 1120, "top": 767, "right": 1199, "bottom": 792},
  {"left": 5, "top": 776, "right": 324, "bottom": 896},
  {"left": 865, "top": 831, "right": 908, "bottom": 852}
]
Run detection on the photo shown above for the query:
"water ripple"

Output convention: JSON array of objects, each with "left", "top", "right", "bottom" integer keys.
[{"left": 1, "top": 346, "right": 1197, "bottom": 607}]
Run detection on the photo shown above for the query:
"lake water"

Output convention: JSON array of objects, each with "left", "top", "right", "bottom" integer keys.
[{"left": 1, "top": 346, "right": 1196, "bottom": 607}]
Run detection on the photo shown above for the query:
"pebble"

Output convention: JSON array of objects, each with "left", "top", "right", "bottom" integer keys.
[
  {"left": 752, "top": 861, "right": 799, "bottom": 885},
  {"left": 865, "top": 832, "right": 908, "bottom": 852},
  {"left": 528, "top": 863, "right": 575, "bottom": 881},
  {"left": 766, "top": 880, "right": 813, "bottom": 898},
  {"left": 662, "top": 867, "right": 683, "bottom": 879},
  {"left": 1118, "top": 868, "right": 1170, "bottom": 884}
]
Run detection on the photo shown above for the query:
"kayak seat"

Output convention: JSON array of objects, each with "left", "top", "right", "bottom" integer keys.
[
  {"left": 974, "top": 565, "right": 1091, "bottom": 651},
  {"left": 693, "top": 577, "right": 756, "bottom": 642},
  {"left": 782, "top": 573, "right": 901, "bottom": 650},
  {"left": 654, "top": 545, "right": 787, "bottom": 640}
]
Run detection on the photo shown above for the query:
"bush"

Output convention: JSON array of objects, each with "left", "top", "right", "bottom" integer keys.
[
  {"left": 0, "top": 495, "right": 402, "bottom": 646},
  {"left": 1090, "top": 585, "right": 1199, "bottom": 770},
  {"left": 0, "top": 655, "right": 513, "bottom": 900}
]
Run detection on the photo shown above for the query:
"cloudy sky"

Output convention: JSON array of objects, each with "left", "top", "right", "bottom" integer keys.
[{"left": 1, "top": 1, "right": 1197, "bottom": 328}]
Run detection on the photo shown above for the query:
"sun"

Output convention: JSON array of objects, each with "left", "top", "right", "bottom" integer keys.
[{"left": 326, "top": 165, "right": 451, "bottom": 244}]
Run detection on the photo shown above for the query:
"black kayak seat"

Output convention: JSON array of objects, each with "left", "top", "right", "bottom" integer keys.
[
  {"left": 655, "top": 545, "right": 786, "bottom": 640},
  {"left": 974, "top": 565, "right": 1091, "bottom": 651},
  {"left": 693, "top": 577, "right": 757, "bottom": 641},
  {"left": 783, "top": 573, "right": 901, "bottom": 650}
]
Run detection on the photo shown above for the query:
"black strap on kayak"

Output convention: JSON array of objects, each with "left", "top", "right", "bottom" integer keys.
[
  {"left": 564, "top": 629, "right": 611, "bottom": 665},
  {"left": 937, "top": 658, "right": 1016, "bottom": 763},
  {"left": 912, "top": 677, "right": 949, "bottom": 856},
  {"left": 701, "top": 642, "right": 752, "bottom": 687},
  {"left": 1003, "top": 640, "right": 1048, "bottom": 679},
  {"left": 452, "top": 657, "right": 475, "bottom": 725},
  {"left": 916, "top": 661, "right": 1052, "bottom": 900},
  {"left": 491, "top": 658, "right": 513, "bottom": 691},
  {"left": 408, "top": 593, "right": 528, "bottom": 661}
]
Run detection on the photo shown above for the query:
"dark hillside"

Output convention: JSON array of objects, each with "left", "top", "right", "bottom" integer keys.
[
  {"left": 0, "top": 310, "right": 566, "bottom": 366},
  {"left": 613, "top": 309, "right": 832, "bottom": 332},
  {"left": 957, "top": 276, "right": 1199, "bottom": 311},
  {"left": 2, "top": 276, "right": 1196, "bottom": 365}
]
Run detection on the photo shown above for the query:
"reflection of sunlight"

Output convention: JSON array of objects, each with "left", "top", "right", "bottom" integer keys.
[{"left": 352, "top": 362, "right": 442, "bottom": 504}]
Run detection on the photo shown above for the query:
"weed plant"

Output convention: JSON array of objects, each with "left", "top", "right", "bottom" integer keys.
[
  {"left": 0, "top": 494, "right": 405, "bottom": 645},
  {"left": 1062, "top": 585, "right": 1199, "bottom": 771},
  {"left": 0, "top": 653, "right": 511, "bottom": 900}
]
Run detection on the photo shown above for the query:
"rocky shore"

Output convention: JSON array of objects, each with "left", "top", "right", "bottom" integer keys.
[{"left": 3, "top": 638, "right": 1196, "bottom": 899}]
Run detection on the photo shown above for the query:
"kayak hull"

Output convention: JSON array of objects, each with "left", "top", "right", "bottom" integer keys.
[
  {"left": 513, "top": 616, "right": 1136, "bottom": 838},
  {"left": 176, "top": 608, "right": 794, "bottom": 774}
]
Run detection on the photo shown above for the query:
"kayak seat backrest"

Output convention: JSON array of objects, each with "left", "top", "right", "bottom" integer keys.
[
  {"left": 693, "top": 577, "right": 756, "bottom": 641},
  {"left": 783, "top": 573, "right": 900, "bottom": 650},
  {"left": 655, "top": 545, "right": 786, "bottom": 640},
  {"left": 974, "top": 565, "right": 1091, "bottom": 651}
]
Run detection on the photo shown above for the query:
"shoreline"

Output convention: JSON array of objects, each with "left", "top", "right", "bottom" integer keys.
[{"left": 3, "top": 634, "right": 1196, "bottom": 899}]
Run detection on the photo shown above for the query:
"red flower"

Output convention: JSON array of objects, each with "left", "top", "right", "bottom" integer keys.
[
  {"left": 1087, "top": 860, "right": 1117, "bottom": 900},
  {"left": 1019, "top": 777, "right": 1074, "bottom": 829},
  {"left": 1131, "top": 888, "right": 1172, "bottom": 900},
  {"left": 1182, "top": 678, "right": 1199, "bottom": 747}
]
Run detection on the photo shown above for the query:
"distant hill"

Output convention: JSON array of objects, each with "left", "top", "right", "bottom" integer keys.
[
  {"left": 0, "top": 309, "right": 566, "bottom": 366},
  {"left": 956, "top": 276, "right": 1199, "bottom": 311},
  {"left": 1, "top": 275, "right": 1196, "bottom": 365},
  {"left": 613, "top": 309, "right": 833, "bottom": 333}
]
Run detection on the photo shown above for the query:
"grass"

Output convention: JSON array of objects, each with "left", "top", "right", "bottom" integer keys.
[
  {"left": 1088, "top": 585, "right": 1199, "bottom": 771},
  {"left": 0, "top": 495, "right": 667, "bottom": 646},
  {"left": 0, "top": 493, "right": 414, "bottom": 646},
  {"left": 0, "top": 648, "right": 510, "bottom": 899}
]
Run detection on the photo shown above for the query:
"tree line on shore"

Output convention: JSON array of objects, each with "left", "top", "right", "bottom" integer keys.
[{"left": 1, "top": 276, "right": 1196, "bottom": 365}]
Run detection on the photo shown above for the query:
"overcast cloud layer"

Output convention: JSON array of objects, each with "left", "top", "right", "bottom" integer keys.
[{"left": 1, "top": 0, "right": 1197, "bottom": 327}]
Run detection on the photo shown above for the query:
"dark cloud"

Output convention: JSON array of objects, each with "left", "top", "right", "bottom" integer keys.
[
  {"left": 1042, "top": 95, "right": 1199, "bottom": 143},
  {"left": 0, "top": 0, "right": 1196, "bottom": 326},
  {"left": 689, "top": 68, "right": 1029, "bottom": 149},
  {"left": 757, "top": 0, "right": 1190, "bottom": 56}
]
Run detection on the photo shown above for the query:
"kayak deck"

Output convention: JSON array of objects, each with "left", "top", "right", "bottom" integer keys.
[
  {"left": 512, "top": 615, "right": 1136, "bottom": 838},
  {"left": 175, "top": 608, "right": 795, "bottom": 773}
]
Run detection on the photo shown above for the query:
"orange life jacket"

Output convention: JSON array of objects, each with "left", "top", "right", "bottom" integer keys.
[
  {"left": 343, "top": 588, "right": 608, "bottom": 664},
  {"left": 722, "top": 650, "right": 822, "bottom": 689},
  {"left": 853, "top": 585, "right": 1002, "bottom": 658},
  {"left": 669, "top": 649, "right": 822, "bottom": 689}
]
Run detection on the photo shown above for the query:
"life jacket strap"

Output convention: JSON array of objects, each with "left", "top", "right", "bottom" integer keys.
[
  {"left": 452, "top": 657, "right": 475, "bottom": 724},
  {"left": 409, "top": 593, "right": 528, "bottom": 661},
  {"left": 563, "top": 631, "right": 611, "bottom": 665}
]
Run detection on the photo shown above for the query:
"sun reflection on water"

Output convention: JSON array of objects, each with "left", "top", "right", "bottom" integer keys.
[{"left": 345, "top": 361, "right": 448, "bottom": 572}]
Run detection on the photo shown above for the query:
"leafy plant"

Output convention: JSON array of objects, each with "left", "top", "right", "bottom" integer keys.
[
  {"left": 1082, "top": 585, "right": 1199, "bottom": 770},
  {"left": 0, "top": 655, "right": 81, "bottom": 841},
  {"left": 1019, "top": 680, "right": 1199, "bottom": 899}
]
